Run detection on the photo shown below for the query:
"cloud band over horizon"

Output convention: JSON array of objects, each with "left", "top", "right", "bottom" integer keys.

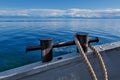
[{"left": 0, "top": 8, "right": 120, "bottom": 18}]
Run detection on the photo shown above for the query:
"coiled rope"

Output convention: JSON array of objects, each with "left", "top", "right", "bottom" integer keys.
[
  {"left": 74, "top": 36, "right": 108, "bottom": 80},
  {"left": 89, "top": 44, "right": 108, "bottom": 80}
]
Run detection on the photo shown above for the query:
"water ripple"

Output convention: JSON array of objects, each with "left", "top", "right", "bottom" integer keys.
[{"left": 0, "top": 19, "right": 120, "bottom": 72}]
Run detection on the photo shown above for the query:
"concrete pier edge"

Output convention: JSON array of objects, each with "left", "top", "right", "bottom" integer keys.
[{"left": 0, "top": 41, "right": 120, "bottom": 80}]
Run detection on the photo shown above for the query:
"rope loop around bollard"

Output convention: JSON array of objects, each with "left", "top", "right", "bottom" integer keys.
[
  {"left": 74, "top": 35, "right": 98, "bottom": 80},
  {"left": 74, "top": 35, "right": 108, "bottom": 80}
]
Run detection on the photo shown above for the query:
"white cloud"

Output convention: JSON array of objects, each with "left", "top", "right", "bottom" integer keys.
[
  {"left": 0, "top": 8, "right": 120, "bottom": 18},
  {"left": 66, "top": 8, "right": 120, "bottom": 18}
]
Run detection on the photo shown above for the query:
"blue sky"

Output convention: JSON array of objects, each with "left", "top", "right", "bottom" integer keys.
[
  {"left": 0, "top": 0, "right": 120, "bottom": 18},
  {"left": 0, "top": 0, "right": 120, "bottom": 9}
]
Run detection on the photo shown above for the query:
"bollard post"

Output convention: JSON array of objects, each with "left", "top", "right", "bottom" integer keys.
[
  {"left": 76, "top": 32, "right": 88, "bottom": 52},
  {"left": 40, "top": 38, "right": 53, "bottom": 62}
]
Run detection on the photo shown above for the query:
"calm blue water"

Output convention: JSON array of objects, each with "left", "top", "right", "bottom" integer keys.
[{"left": 0, "top": 19, "right": 120, "bottom": 72}]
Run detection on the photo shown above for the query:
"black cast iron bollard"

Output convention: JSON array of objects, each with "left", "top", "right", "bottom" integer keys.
[
  {"left": 40, "top": 38, "right": 53, "bottom": 62},
  {"left": 76, "top": 32, "right": 88, "bottom": 52},
  {"left": 26, "top": 32, "right": 99, "bottom": 63}
]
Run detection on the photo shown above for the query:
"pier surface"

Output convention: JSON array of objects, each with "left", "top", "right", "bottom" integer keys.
[{"left": 0, "top": 42, "right": 120, "bottom": 80}]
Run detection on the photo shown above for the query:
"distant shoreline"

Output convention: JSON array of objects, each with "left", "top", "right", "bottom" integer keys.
[{"left": 0, "top": 18, "right": 120, "bottom": 22}]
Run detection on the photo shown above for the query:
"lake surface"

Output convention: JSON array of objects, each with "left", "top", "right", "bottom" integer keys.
[{"left": 0, "top": 19, "right": 120, "bottom": 72}]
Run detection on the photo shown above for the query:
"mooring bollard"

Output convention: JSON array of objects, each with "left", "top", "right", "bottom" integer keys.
[
  {"left": 26, "top": 32, "right": 99, "bottom": 63},
  {"left": 40, "top": 38, "right": 53, "bottom": 62},
  {"left": 76, "top": 32, "right": 88, "bottom": 52}
]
